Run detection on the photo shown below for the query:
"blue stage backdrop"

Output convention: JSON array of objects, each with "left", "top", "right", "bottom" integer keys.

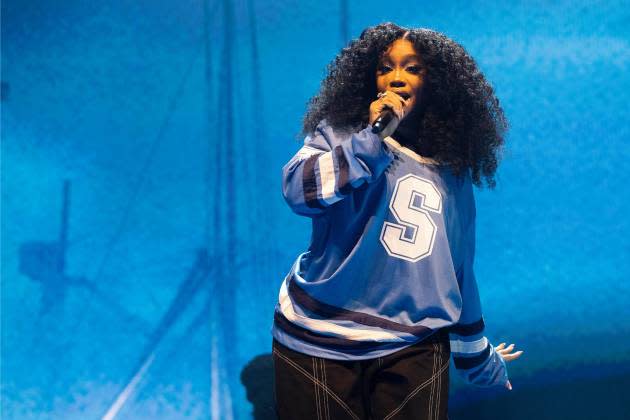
[{"left": 2, "top": 1, "right": 629, "bottom": 419}]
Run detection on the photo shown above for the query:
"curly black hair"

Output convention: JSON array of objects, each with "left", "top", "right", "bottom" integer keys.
[{"left": 302, "top": 22, "right": 508, "bottom": 188}]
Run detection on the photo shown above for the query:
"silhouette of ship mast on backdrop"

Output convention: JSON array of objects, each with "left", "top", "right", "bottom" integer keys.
[
  {"left": 100, "top": 0, "right": 273, "bottom": 418},
  {"left": 17, "top": 0, "right": 348, "bottom": 417},
  {"left": 19, "top": 180, "right": 151, "bottom": 332},
  {"left": 17, "top": 0, "right": 250, "bottom": 416}
]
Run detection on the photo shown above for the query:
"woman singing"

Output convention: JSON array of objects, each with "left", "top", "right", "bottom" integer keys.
[{"left": 271, "top": 22, "right": 523, "bottom": 420}]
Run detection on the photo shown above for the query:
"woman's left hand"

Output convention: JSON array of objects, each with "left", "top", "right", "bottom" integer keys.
[
  {"left": 495, "top": 342, "right": 523, "bottom": 391},
  {"left": 496, "top": 342, "right": 524, "bottom": 362}
]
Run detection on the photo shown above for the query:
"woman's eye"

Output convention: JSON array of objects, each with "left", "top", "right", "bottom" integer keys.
[
  {"left": 407, "top": 65, "right": 422, "bottom": 74},
  {"left": 378, "top": 65, "right": 392, "bottom": 73}
]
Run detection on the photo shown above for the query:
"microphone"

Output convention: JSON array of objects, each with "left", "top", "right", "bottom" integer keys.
[{"left": 371, "top": 108, "right": 398, "bottom": 134}]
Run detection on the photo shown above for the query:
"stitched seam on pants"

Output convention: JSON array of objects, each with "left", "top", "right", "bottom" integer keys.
[
  {"left": 273, "top": 349, "right": 361, "bottom": 420},
  {"left": 382, "top": 356, "right": 449, "bottom": 420},
  {"left": 322, "top": 359, "right": 331, "bottom": 420},
  {"left": 313, "top": 358, "right": 322, "bottom": 420},
  {"left": 435, "top": 342, "right": 443, "bottom": 420},
  {"left": 317, "top": 359, "right": 325, "bottom": 420},
  {"left": 434, "top": 343, "right": 439, "bottom": 420},
  {"left": 428, "top": 342, "right": 437, "bottom": 420},
  {"left": 432, "top": 343, "right": 438, "bottom": 420}
]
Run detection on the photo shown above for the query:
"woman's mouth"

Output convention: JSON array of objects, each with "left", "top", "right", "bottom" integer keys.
[{"left": 391, "top": 91, "right": 411, "bottom": 100}]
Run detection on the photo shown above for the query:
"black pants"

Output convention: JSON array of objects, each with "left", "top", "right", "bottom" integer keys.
[{"left": 272, "top": 329, "right": 450, "bottom": 420}]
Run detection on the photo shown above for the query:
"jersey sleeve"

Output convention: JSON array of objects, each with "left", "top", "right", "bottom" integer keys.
[
  {"left": 281, "top": 120, "right": 394, "bottom": 217},
  {"left": 448, "top": 178, "right": 510, "bottom": 388}
]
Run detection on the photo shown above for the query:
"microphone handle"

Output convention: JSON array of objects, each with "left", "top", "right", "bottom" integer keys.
[{"left": 372, "top": 108, "right": 397, "bottom": 134}]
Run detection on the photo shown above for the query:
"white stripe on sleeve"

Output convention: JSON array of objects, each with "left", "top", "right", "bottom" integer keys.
[
  {"left": 450, "top": 336, "right": 488, "bottom": 354},
  {"left": 317, "top": 152, "right": 338, "bottom": 204}
]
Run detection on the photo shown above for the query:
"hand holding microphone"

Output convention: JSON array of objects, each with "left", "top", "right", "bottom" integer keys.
[{"left": 369, "top": 91, "right": 408, "bottom": 139}]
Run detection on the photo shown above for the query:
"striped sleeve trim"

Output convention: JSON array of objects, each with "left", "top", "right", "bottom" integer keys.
[
  {"left": 453, "top": 343, "right": 491, "bottom": 370},
  {"left": 303, "top": 154, "right": 325, "bottom": 209},
  {"left": 450, "top": 336, "right": 488, "bottom": 354},
  {"left": 318, "top": 152, "right": 337, "bottom": 203},
  {"left": 316, "top": 152, "right": 347, "bottom": 206},
  {"left": 334, "top": 145, "right": 352, "bottom": 195},
  {"left": 448, "top": 318, "right": 485, "bottom": 337},
  {"left": 303, "top": 148, "right": 352, "bottom": 209},
  {"left": 449, "top": 318, "right": 489, "bottom": 372}
]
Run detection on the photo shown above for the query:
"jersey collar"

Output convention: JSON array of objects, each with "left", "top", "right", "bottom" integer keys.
[{"left": 383, "top": 136, "right": 439, "bottom": 166}]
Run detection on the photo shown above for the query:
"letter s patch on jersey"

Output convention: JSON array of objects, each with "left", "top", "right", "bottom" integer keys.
[{"left": 380, "top": 174, "right": 442, "bottom": 262}]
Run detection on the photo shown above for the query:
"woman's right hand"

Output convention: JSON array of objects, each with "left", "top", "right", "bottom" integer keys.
[{"left": 369, "top": 91, "right": 408, "bottom": 138}]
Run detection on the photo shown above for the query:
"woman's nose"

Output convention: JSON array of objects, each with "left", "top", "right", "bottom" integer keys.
[{"left": 390, "top": 69, "right": 405, "bottom": 87}]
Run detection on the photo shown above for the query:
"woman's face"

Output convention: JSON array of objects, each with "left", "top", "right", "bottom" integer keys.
[{"left": 376, "top": 38, "right": 426, "bottom": 117}]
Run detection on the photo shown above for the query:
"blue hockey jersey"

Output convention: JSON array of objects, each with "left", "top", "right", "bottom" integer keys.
[{"left": 272, "top": 120, "right": 509, "bottom": 387}]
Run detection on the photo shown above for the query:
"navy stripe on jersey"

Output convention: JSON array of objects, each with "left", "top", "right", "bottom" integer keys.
[
  {"left": 303, "top": 154, "right": 325, "bottom": 209},
  {"left": 448, "top": 318, "right": 485, "bottom": 336},
  {"left": 453, "top": 344, "right": 491, "bottom": 370},
  {"left": 273, "top": 309, "right": 398, "bottom": 350},
  {"left": 289, "top": 275, "right": 433, "bottom": 338},
  {"left": 333, "top": 145, "right": 352, "bottom": 195}
]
